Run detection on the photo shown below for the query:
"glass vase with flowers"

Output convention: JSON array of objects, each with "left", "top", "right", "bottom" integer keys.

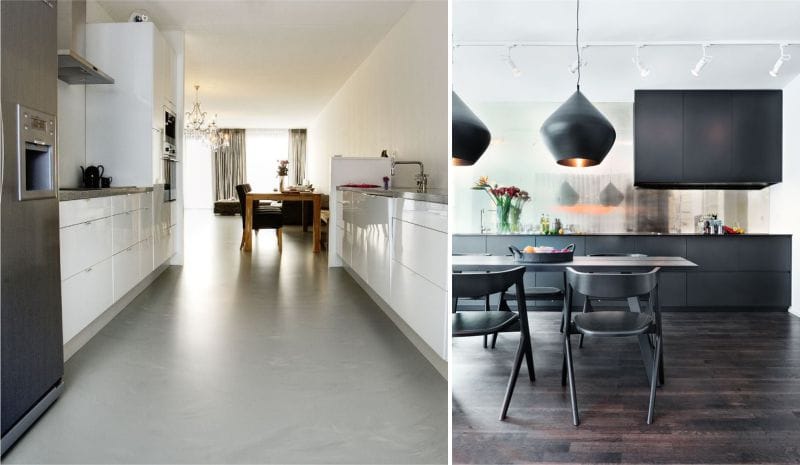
[
  {"left": 473, "top": 177, "right": 531, "bottom": 233},
  {"left": 277, "top": 160, "right": 289, "bottom": 192}
]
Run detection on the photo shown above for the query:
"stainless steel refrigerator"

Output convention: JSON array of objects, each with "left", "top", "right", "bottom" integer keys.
[{"left": 1, "top": 0, "right": 65, "bottom": 455}]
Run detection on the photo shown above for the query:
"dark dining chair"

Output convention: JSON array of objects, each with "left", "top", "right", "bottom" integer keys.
[
  {"left": 562, "top": 266, "right": 663, "bottom": 425},
  {"left": 452, "top": 266, "right": 534, "bottom": 420},
  {"left": 578, "top": 253, "right": 648, "bottom": 347},
  {"left": 236, "top": 184, "right": 284, "bottom": 252}
]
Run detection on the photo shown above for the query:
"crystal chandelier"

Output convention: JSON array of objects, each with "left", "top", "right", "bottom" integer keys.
[{"left": 184, "top": 85, "right": 230, "bottom": 150}]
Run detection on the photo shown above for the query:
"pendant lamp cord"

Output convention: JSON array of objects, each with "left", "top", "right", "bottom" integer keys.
[{"left": 575, "top": 0, "right": 581, "bottom": 90}]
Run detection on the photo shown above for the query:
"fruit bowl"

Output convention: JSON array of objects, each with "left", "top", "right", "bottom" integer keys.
[{"left": 509, "top": 244, "right": 575, "bottom": 263}]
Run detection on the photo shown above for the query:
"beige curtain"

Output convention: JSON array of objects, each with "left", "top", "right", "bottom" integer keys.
[
  {"left": 212, "top": 129, "right": 246, "bottom": 201},
  {"left": 289, "top": 129, "right": 307, "bottom": 185}
]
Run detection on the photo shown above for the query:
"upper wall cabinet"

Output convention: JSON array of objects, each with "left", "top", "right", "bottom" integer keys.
[
  {"left": 86, "top": 22, "right": 176, "bottom": 187},
  {"left": 634, "top": 90, "right": 782, "bottom": 189}
]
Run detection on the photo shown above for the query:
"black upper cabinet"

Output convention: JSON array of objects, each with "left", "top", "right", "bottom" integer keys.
[
  {"left": 683, "top": 92, "right": 733, "bottom": 183},
  {"left": 634, "top": 91, "right": 684, "bottom": 183},
  {"left": 731, "top": 91, "right": 782, "bottom": 183},
  {"left": 634, "top": 90, "right": 782, "bottom": 188}
]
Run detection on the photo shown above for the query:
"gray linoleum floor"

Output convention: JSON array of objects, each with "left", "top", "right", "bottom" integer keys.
[{"left": 5, "top": 210, "right": 447, "bottom": 464}]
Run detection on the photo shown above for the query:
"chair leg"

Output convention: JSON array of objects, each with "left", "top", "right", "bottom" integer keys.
[
  {"left": 493, "top": 298, "right": 512, "bottom": 349},
  {"left": 276, "top": 228, "right": 283, "bottom": 253},
  {"left": 564, "top": 334, "right": 580, "bottom": 426},
  {"left": 500, "top": 336, "right": 525, "bottom": 420},
  {"left": 561, "top": 350, "right": 567, "bottom": 387},
  {"left": 647, "top": 335, "right": 662, "bottom": 425},
  {"left": 523, "top": 334, "right": 535, "bottom": 382},
  {"left": 491, "top": 332, "right": 498, "bottom": 349},
  {"left": 658, "top": 339, "right": 665, "bottom": 386},
  {"left": 579, "top": 299, "right": 589, "bottom": 348}
]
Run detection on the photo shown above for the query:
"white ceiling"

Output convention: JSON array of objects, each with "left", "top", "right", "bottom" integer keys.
[
  {"left": 453, "top": 0, "right": 800, "bottom": 103},
  {"left": 98, "top": 0, "right": 414, "bottom": 128}
]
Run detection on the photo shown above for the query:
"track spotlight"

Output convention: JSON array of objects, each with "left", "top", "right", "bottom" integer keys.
[
  {"left": 632, "top": 45, "right": 650, "bottom": 78},
  {"left": 690, "top": 44, "right": 712, "bottom": 77},
  {"left": 504, "top": 45, "right": 522, "bottom": 78},
  {"left": 769, "top": 44, "right": 791, "bottom": 77}
]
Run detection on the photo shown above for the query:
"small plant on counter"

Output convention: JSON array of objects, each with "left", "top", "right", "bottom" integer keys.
[
  {"left": 383, "top": 176, "right": 390, "bottom": 190},
  {"left": 473, "top": 177, "right": 530, "bottom": 233}
]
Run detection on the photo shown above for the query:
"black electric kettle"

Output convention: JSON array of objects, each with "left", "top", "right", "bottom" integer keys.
[{"left": 81, "top": 165, "right": 104, "bottom": 188}]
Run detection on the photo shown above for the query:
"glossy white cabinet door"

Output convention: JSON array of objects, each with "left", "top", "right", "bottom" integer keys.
[
  {"left": 139, "top": 235, "right": 154, "bottom": 278},
  {"left": 363, "top": 194, "right": 392, "bottom": 302},
  {"left": 167, "top": 225, "right": 176, "bottom": 257},
  {"left": 349, "top": 193, "right": 369, "bottom": 279},
  {"left": 60, "top": 216, "right": 113, "bottom": 280},
  {"left": 340, "top": 191, "right": 354, "bottom": 266},
  {"left": 111, "top": 193, "right": 141, "bottom": 215},
  {"left": 61, "top": 257, "right": 113, "bottom": 343},
  {"left": 139, "top": 205, "right": 153, "bottom": 240},
  {"left": 111, "top": 210, "right": 141, "bottom": 255},
  {"left": 113, "top": 242, "right": 141, "bottom": 301},
  {"left": 336, "top": 225, "right": 345, "bottom": 260},
  {"left": 390, "top": 259, "right": 448, "bottom": 359},
  {"left": 59, "top": 197, "right": 112, "bottom": 228},
  {"left": 169, "top": 200, "right": 178, "bottom": 227},
  {"left": 392, "top": 218, "right": 448, "bottom": 289}
]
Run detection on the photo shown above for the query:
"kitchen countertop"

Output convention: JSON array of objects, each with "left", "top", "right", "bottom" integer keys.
[
  {"left": 59, "top": 186, "right": 154, "bottom": 201},
  {"left": 455, "top": 232, "right": 791, "bottom": 237},
  {"left": 336, "top": 186, "right": 447, "bottom": 205}
]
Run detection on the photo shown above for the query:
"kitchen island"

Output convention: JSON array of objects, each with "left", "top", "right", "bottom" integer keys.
[
  {"left": 454, "top": 233, "right": 792, "bottom": 311},
  {"left": 335, "top": 187, "right": 448, "bottom": 377}
]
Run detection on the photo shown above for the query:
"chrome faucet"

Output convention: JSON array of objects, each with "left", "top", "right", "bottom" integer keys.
[{"left": 391, "top": 158, "right": 428, "bottom": 192}]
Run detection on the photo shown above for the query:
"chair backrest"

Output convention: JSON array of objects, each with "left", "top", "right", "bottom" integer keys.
[
  {"left": 235, "top": 184, "right": 253, "bottom": 226},
  {"left": 452, "top": 266, "right": 526, "bottom": 299},
  {"left": 566, "top": 267, "right": 660, "bottom": 299}
]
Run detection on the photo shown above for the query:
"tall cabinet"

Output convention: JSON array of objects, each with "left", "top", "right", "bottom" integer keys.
[{"left": 85, "top": 22, "right": 177, "bottom": 186}]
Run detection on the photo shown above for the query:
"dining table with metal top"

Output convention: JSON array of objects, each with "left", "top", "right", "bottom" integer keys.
[
  {"left": 452, "top": 254, "right": 698, "bottom": 385},
  {"left": 242, "top": 191, "right": 323, "bottom": 253}
]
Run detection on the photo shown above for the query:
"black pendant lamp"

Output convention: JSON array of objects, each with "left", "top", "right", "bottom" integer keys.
[
  {"left": 452, "top": 92, "right": 491, "bottom": 166},
  {"left": 540, "top": 0, "right": 615, "bottom": 167}
]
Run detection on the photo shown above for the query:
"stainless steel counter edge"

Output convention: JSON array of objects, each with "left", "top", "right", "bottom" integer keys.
[
  {"left": 59, "top": 187, "right": 155, "bottom": 201},
  {"left": 336, "top": 186, "right": 447, "bottom": 204}
]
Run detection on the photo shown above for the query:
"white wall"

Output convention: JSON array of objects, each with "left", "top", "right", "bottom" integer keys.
[
  {"left": 57, "top": 0, "right": 115, "bottom": 188},
  {"left": 769, "top": 75, "right": 800, "bottom": 315},
  {"left": 306, "top": 0, "right": 447, "bottom": 194}
]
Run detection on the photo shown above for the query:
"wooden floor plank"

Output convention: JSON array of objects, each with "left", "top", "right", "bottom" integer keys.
[{"left": 452, "top": 312, "right": 800, "bottom": 464}]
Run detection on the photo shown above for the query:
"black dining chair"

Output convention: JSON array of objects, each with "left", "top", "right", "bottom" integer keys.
[
  {"left": 452, "top": 266, "right": 534, "bottom": 420},
  {"left": 577, "top": 253, "right": 648, "bottom": 348},
  {"left": 236, "top": 184, "right": 284, "bottom": 252},
  {"left": 562, "top": 266, "right": 663, "bottom": 425}
]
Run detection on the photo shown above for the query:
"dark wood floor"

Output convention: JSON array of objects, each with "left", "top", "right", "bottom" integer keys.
[{"left": 452, "top": 312, "right": 800, "bottom": 464}]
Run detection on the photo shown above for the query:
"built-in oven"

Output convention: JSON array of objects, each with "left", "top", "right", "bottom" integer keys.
[
  {"left": 162, "top": 156, "right": 177, "bottom": 202},
  {"left": 163, "top": 108, "right": 177, "bottom": 158}
]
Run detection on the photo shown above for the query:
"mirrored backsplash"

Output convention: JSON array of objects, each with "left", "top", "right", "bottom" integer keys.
[{"left": 452, "top": 101, "right": 771, "bottom": 234}]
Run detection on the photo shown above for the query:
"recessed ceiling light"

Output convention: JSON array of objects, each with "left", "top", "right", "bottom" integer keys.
[
  {"left": 769, "top": 44, "right": 791, "bottom": 77},
  {"left": 691, "top": 44, "right": 712, "bottom": 77}
]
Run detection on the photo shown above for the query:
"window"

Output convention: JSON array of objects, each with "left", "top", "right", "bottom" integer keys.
[{"left": 245, "top": 129, "right": 289, "bottom": 192}]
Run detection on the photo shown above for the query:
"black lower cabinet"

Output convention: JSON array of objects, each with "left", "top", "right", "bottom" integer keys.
[{"left": 453, "top": 234, "right": 792, "bottom": 311}]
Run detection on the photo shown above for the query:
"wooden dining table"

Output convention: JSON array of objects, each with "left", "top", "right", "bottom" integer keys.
[
  {"left": 452, "top": 254, "right": 698, "bottom": 385},
  {"left": 242, "top": 191, "right": 323, "bottom": 253}
]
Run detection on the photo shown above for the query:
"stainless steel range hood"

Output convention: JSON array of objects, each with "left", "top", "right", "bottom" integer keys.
[
  {"left": 57, "top": 49, "right": 114, "bottom": 84},
  {"left": 57, "top": 0, "right": 113, "bottom": 85}
]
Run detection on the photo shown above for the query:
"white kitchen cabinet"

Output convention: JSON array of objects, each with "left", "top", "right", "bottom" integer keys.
[
  {"left": 59, "top": 196, "right": 111, "bottom": 228},
  {"left": 390, "top": 259, "right": 448, "bottom": 359},
  {"left": 392, "top": 218, "right": 448, "bottom": 290},
  {"left": 348, "top": 193, "right": 369, "bottom": 279},
  {"left": 139, "top": 235, "right": 154, "bottom": 278},
  {"left": 112, "top": 210, "right": 141, "bottom": 255},
  {"left": 339, "top": 191, "right": 354, "bottom": 267},
  {"left": 336, "top": 225, "right": 345, "bottom": 262},
  {"left": 363, "top": 194, "right": 392, "bottom": 302},
  {"left": 86, "top": 22, "right": 176, "bottom": 186},
  {"left": 111, "top": 193, "right": 142, "bottom": 215},
  {"left": 154, "top": 222, "right": 175, "bottom": 267},
  {"left": 60, "top": 216, "right": 113, "bottom": 280},
  {"left": 140, "top": 204, "right": 153, "bottom": 241},
  {"left": 113, "top": 242, "right": 141, "bottom": 300},
  {"left": 61, "top": 257, "right": 113, "bottom": 343}
]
